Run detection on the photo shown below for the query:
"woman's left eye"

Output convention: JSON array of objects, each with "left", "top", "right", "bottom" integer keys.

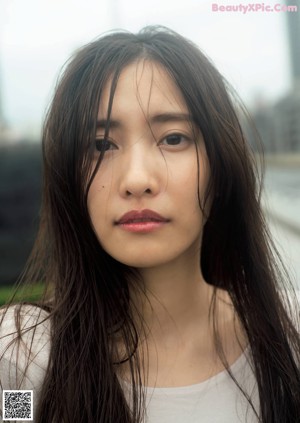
[
  {"left": 95, "top": 138, "right": 117, "bottom": 152},
  {"left": 159, "top": 134, "right": 189, "bottom": 146}
]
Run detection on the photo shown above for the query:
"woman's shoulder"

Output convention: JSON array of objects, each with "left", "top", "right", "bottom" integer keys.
[
  {"left": 0, "top": 303, "right": 51, "bottom": 346},
  {"left": 0, "top": 303, "right": 51, "bottom": 390}
]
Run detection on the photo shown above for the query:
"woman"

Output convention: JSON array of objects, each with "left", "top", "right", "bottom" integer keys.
[{"left": 0, "top": 26, "right": 299, "bottom": 423}]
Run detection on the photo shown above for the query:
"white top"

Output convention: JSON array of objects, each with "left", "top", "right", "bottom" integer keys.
[
  {"left": 0, "top": 291, "right": 299, "bottom": 422},
  {"left": 0, "top": 305, "right": 50, "bottom": 422},
  {"left": 119, "top": 343, "right": 259, "bottom": 423},
  {"left": 141, "top": 347, "right": 259, "bottom": 423}
]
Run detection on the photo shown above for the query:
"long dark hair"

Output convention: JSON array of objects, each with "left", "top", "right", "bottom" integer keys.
[{"left": 1, "top": 26, "right": 300, "bottom": 422}]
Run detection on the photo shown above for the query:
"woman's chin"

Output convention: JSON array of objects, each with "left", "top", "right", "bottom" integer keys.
[{"left": 111, "top": 252, "right": 177, "bottom": 269}]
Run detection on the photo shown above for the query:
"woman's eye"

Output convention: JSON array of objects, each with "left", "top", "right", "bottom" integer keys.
[
  {"left": 160, "top": 134, "right": 188, "bottom": 146},
  {"left": 95, "top": 138, "right": 117, "bottom": 152}
]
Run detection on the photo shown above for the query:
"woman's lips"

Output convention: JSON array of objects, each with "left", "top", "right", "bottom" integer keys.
[{"left": 116, "top": 209, "right": 169, "bottom": 233}]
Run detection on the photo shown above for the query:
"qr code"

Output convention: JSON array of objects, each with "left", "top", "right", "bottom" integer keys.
[{"left": 2, "top": 390, "right": 33, "bottom": 421}]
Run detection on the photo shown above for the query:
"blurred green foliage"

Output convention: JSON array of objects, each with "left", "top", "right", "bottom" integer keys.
[{"left": 0, "top": 282, "right": 45, "bottom": 306}]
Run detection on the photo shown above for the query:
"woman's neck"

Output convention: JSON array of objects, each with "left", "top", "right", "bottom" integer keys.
[
  {"left": 124, "top": 259, "right": 248, "bottom": 387},
  {"left": 130, "top": 255, "right": 218, "bottom": 344}
]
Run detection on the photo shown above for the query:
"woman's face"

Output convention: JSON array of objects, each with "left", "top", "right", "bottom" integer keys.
[{"left": 87, "top": 60, "right": 210, "bottom": 269}]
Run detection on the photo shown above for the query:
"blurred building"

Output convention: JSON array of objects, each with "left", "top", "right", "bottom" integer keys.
[
  {"left": 286, "top": 1, "right": 300, "bottom": 82},
  {"left": 0, "top": 63, "right": 9, "bottom": 144},
  {"left": 271, "top": 6, "right": 300, "bottom": 152},
  {"left": 251, "top": 100, "right": 275, "bottom": 152},
  {"left": 272, "top": 83, "right": 300, "bottom": 152},
  {"left": 0, "top": 69, "right": 4, "bottom": 136},
  {"left": 250, "top": 6, "right": 300, "bottom": 153}
]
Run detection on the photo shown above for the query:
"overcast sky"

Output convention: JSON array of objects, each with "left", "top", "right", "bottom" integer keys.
[{"left": 0, "top": 0, "right": 295, "bottom": 138}]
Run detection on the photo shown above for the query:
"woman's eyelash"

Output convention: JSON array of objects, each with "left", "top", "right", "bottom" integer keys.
[
  {"left": 159, "top": 133, "right": 190, "bottom": 146},
  {"left": 95, "top": 133, "right": 190, "bottom": 152},
  {"left": 95, "top": 138, "right": 117, "bottom": 152}
]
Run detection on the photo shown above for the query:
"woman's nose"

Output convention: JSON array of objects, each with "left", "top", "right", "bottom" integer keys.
[{"left": 118, "top": 142, "right": 162, "bottom": 198}]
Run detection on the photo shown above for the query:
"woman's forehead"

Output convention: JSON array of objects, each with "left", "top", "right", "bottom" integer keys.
[{"left": 97, "top": 59, "right": 189, "bottom": 121}]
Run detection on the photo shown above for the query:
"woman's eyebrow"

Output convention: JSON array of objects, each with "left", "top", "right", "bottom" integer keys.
[
  {"left": 96, "top": 119, "right": 121, "bottom": 130},
  {"left": 96, "top": 113, "right": 194, "bottom": 130},
  {"left": 149, "top": 112, "right": 194, "bottom": 125}
]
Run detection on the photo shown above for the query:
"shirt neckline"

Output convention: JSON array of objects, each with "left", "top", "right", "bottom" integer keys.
[{"left": 143, "top": 345, "right": 251, "bottom": 395}]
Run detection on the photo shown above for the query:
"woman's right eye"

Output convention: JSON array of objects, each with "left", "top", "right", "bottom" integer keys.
[{"left": 95, "top": 138, "right": 117, "bottom": 152}]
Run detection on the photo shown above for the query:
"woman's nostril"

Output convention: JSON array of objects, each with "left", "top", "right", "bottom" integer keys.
[{"left": 125, "top": 187, "right": 152, "bottom": 196}]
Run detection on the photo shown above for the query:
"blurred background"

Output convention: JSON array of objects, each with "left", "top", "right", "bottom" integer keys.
[{"left": 0, "top": 0, "right": 299, "bottom": 302}]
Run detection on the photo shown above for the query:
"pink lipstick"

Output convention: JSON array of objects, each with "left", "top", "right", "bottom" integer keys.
[{"left": 116, "top": 209, "right": 169, "bottom": 233}]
